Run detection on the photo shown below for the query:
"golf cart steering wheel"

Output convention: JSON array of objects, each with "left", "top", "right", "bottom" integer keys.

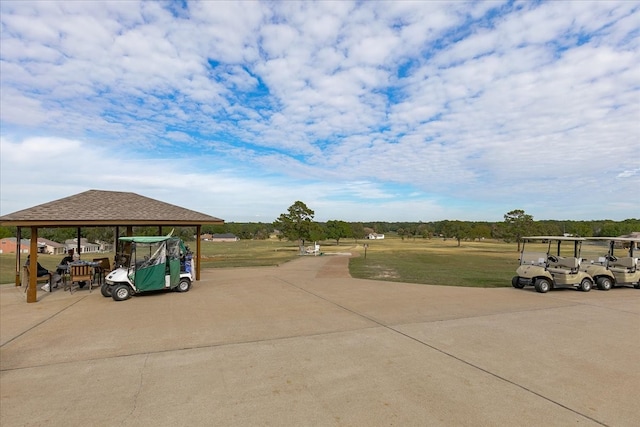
[
  {"left": 607, "top": 255, "right": 618, "bottom": 262},
  {"left": 547, "top": 255, "right": 559, "bottom": 263}
]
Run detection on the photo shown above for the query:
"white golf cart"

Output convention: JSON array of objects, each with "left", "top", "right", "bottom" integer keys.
[
  {"left": 580, "top": 237, "right": 639, "bottom": 290},
  {"left": 103, "top": 235, "right": 194, "bottom": 301},
  {"left": 512, "top": 236, "right": 594, "bottom": 293}
]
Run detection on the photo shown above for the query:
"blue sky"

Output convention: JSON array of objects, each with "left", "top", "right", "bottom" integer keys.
[{"left": 1, "top": 1, "right": 638, "bottom": 222}]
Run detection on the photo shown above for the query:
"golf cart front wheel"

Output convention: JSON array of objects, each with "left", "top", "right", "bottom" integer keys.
[
  {"left": 579, "top": 278, "right": 592, "bottom": 292},
  {"left": 176, "top": 278, "right": 191, "bottom": 293},
  {"left": 101, "top": 283, "right": 112, "bottom": 297},
  {"left": 112, "top": 284, "right": 132, "bottom": 301},
  {"left": 534, "top": 278, "right": 551, "bottom": 293},
  {"left": 596, "top": 277, "right": 613, "bottom": 291}
]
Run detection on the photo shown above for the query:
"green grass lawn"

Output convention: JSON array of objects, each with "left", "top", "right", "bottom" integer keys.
[
  {"left": 1, "top": 253, "right": 64, "bottom": 286},
  {"left": 0, "top": 237, "right": 521, "bottom": 288},
  {"left": 349, "top": 237, "right": 520, "bottom": 287},
  {"left": 199, "top": 239, "right": 302, "bottom": 268}
]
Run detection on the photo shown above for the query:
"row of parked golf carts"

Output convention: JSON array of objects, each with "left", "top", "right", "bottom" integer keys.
[{"left": 512, "top": 236, "right": 639, "bottom": 293}]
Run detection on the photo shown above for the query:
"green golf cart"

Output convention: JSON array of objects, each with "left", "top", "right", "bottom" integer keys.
[{"left": 103, "top": 235, "right": 193, "bottom": 301}]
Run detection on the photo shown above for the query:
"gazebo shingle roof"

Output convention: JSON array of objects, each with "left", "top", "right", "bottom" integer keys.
[{"left": 0, "top": 190, "right": 223, "bottom": 227}]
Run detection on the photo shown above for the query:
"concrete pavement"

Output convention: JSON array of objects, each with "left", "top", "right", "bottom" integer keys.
[{"left": 1, "top": 255, "right": 639, "bottom": 426}]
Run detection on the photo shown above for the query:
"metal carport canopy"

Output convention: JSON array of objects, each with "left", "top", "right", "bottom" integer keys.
[{"left": 0, "top": 189, "right": 224, "bottom": 303}]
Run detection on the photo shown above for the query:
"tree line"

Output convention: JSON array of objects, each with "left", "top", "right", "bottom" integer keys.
[
  {"left": 1, "top": 204, "right": 637, "bottom": 248},
  {"left": 268, "top": 204, "right": 639, "bottom": 249}
]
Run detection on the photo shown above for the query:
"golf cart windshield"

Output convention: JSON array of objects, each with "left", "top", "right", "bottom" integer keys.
[
  {"left": 520, "top": 236, "right": 585, "bottom": 266},
  {"left": 581, "top": 238, "right": 610, "bottom": 266},
  {"left": 582, "top": 237, "right": 639, "bottom": 267}
]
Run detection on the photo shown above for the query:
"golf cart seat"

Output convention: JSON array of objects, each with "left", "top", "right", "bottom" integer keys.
[
  {"left": 548, "top": 256, "right": 580, "bottom": 274},
  {"left": 609, "top": 257, "right": 638, "bottom": 273}
]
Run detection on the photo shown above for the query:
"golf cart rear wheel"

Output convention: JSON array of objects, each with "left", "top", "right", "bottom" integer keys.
[
  {"left": 176, "top": 278, "right": 191, "bottom": 293},
  {"left": 511, "top": 276, "right": 525, "bottom": 289},
  {"left": 101, "top": 283, "right": 112, "bottom": 297},
  {"left": 596, "top": 277, "right": 613, "bottom": 291},
  {"left": 579, "top": 278, "right": 592, "bottom": 292},
  {"left": 112, "top": 284, "right": 132, "bottom": 301},
  {"left": 534, "top": 278, "right": 551, "bottom": 293}
]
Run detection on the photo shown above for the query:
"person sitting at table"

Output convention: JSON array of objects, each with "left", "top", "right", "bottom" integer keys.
[
  {"left": 55, "top": 249, "right": 74, "bottom": 288},
  {"left": 57, "top": 249, "right": 74, "bottom": 273},
  {"left": 59, "top": 249, "right": 87, "bottom": 288},
  {"left": 25, "top": 255, "right": 59, "bottom": 290}
]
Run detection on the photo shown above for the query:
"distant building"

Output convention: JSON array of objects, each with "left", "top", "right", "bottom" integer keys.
[
  {"left": 620, "top": 232, "right": 640, "bottom": 239},
  {"left": 95, "top": 240, "right": 114, "bottom": 252},
  {"left": 199, "top": 233, "right": 239, "bottom": 242},
  {"left": 0, "top": 238, "right": 30, "bottom": 254},
  {"left": 64, "top": 238, "right": 101, "bottom": 254},
  {"left": 211, "top": 233, "right": 239, "bottom": 242},
  {"left": 0, "top": 238, "right": 69, "bottom": 254},
  {"left": 37, "top": 238, "right": 67, "bottom": 255},
  {"left": 619, "top": 232, "right": 640, "bottom": 249}
]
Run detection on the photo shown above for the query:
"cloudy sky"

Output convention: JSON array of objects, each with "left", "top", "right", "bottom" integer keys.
[{"left": 1, "top": 1, "right": 638, "bottom": 223}]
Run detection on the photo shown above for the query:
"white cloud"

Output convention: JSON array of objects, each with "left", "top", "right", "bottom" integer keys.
[{"left": 1, "top": 1, "right": 639, "bottom": 222}]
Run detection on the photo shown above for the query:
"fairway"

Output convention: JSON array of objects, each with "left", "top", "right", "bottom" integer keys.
[{"left": 0, "top": 236, "right": 520, "bottom": 288}]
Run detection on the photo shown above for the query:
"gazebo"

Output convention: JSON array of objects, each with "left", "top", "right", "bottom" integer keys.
[{"left": 0, "top": 190, "right": 224, "bottom": 302}]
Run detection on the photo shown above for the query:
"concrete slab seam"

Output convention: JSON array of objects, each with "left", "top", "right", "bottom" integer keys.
[
  {"left": 273, "top": 276, "right": 609, "bottom": 427},
  {"left": 0, "top": 325, "right": 385, "bottom": 373},
  {"left": 0, "top": 295, "right": 90, "bottom": 348}
]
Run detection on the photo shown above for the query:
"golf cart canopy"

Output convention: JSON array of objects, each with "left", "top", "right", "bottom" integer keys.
[
  {"left": 118, "top": 234, "right": 189, "bottom": 258},
  {"left": 583, "top": 237, "right": 640, "bottom": 243},
  {"left": 522, "top": 236, "right": 586, "bottom": 241}
]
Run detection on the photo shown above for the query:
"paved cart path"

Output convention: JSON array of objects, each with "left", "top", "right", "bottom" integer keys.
[{"left": 2, "top": 255, "right": 639, "bottom": 426}]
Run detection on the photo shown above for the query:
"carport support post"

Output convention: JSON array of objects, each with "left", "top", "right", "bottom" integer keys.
[
  {"left": 114, "top": 226, "right": 119, "bottom": 259},
  {"left": 26, "top": 227, "right": 38, "bottom": 303},
  {"left": 196, "top": 225, "right": 201, "bottom": 281},
  {"left": 15, "top": 227, "right": 22, "bottom": 286},
  {"left": 76, "top": 227, "right": 82, "bottom": 259},
  {"left": 123, "top": 226, "right": 133, "bottom": 257}
]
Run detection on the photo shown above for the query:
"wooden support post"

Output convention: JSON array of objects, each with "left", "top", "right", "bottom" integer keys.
[
  {"left": 123, "top": 226, "right": 133, "bottom": 258},
  {"left": 27, "top": 227, "right": 38, "bottom": 303},
  {"left": 196, "top": 225, "right": 201, "bottom": 281},
  {"left": 76, "top": 227, "right": 82, "bottom": 260},
  {"left": 114, "top": 226, "right": 119, "bottom": 262},
  {"left": 15, "top": 227, "right": 22, "bottom": 286}
]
